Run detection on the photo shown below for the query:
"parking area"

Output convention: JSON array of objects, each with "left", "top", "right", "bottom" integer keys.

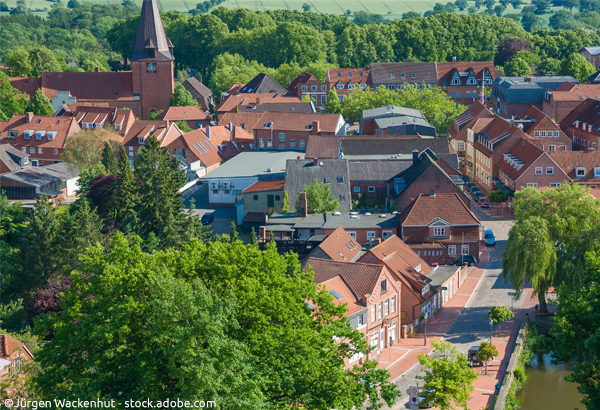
[{"left": 183, "top": 183, "right": 236, "bottom": 236}]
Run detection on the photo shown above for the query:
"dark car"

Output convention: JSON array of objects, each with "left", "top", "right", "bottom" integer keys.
[
  {"left": 484, "top": 229, "right": 496, "bottom": 246},
  {"left": 450, "top": 255, "right": 478, "bottom": 266},
  {"left": 418, "top": 388, "right": 435, "bottom": 409},
  {"left": 201, "top": 212, "right": 215, "bottom": 225},
  {"left": 478, "top": 197, "right": 489, "bottom": 208},
  {"left": 468, "top": 346, "right": 494, "bottom": 366}
]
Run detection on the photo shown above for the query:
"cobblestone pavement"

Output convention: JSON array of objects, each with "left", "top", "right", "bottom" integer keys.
[{"left": 377, "top": 203, "right": 520, "bottom": 410}]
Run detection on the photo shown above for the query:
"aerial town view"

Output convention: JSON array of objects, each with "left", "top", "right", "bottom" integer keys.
[{"left": 1, "top": 0, "right": 600, "bottom": 408}]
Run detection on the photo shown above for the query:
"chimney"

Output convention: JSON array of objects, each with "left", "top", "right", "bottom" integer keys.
[
  {"left": 299, "top": 192, "right": 308, "bottom": 217},
  {"left": 259, "top": 226, "right": 266, "bottom": 241},
  {"left": 452, "top": 56, "right": 457, "bottom": 62},
  {"left": 312, "top": 120, "right": 320, "bottom": 133},
  {"left": 256, "top": 97, "right": 261, "bottom": 105},
  {"left": 26, "top": 112, "right": 33, "bottom": 123},
  {"left": 228, "top": 121, "right": 233, "bottom": 141},
  {"left": 412, "top": 149, "right": 419, "bottom": 166},
  {"left": 429, "top": 189, "right": 436, "bottom": 197},
  {"left": 95, "top": 66, "right": 99, "bottom": 73},
  {"left": 205, "top": 125, "right": 211, "bottom": 139}
]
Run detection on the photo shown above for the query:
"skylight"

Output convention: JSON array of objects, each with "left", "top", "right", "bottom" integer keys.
[{"left": 330, "top": 290, "right": 344, "bottom": 299}]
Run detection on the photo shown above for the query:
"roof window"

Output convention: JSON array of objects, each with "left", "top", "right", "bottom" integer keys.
[
  {"left": 576, "top": 167, "right": 586, "bottom": 177},
  {"left": 390, "top": 73, "right": 395, "bottom": 78}
]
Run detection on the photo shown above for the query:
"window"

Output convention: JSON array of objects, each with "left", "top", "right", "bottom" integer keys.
[
  {"left": 299, "top": 140, "right": 305, "bottom": 150},
  {"left": 23, "top": 131, "right": 32, "bottom": 139},
  {"left": 450, "top": 91, "right": 455, "bottom": 99},
  {"left": 35, "top": 131, "right": 45, "bottom": 140},
  {"left": 391, "top": 296, "right": 396, "bottom": 313},
  {"left": 384, "top": 299, "right": 389, "bottom": 316},
  {"left": 457, "top": 141, "right": 465, "bottom": 151},
  {"left": 389, "top": 85, "right": 396, "bottom": 91},
  {"left": 433, "top": 227, "right": 445, "bottom": 236},
  {"left": 38, "top": 147, "right": 43, "bottom": 154},
  {"left": 259, "top": 138, "right": 264, "bottom": 148},
  {"left": 535, "top": 167, "right": 542, "bottom": 175},
  {"left": 576, "top": 167, "right": 586, "bottom": 177},
  {"left": 390, "top": 73, "right": 395, "bottom": 78},
  {"left": 29, "top": 147, "right": 35, "bottom": 154},
  {"left": 554, "top": 131, "right": 559, "bottom": 137},
  {"left": 377, "top": 302, "right": 382, "bottom": 319},
  {"left": 381, "top": 280, "right": 387, "bottom": 293},
  {"left": 457, "top": 91, "right": 461, "bottom": 99},
  {"left": 324, "top": 177, "right": 331, "bottom": 184},
  {"left": 550, "top": 183, "right": 561, "bottom": 187},
  {"left": 382, "top": 230, "right": 393, "bottom": 240},
  {"left": 341, "top": 195, "right": 347, "bottom": 202},
  {"left": 466, "top": 90, "right": 471, "bottom": 99},
  {"left": 448, "top": 245, "right": 457, "bottom": 255},
  {"left": 321, "top": 95, "right": 327, "bottom": 105},
  {"left": 53, "top": 149, "right": 58, "bottom": 156},
  {"left": 367, "top": 231, "right": 376, "bottom": 241},
  {"left": 415, "top": 264, "right": 421, "bottom": 272},
  {"left": 527, "top": 183, "right": 539, "bottom": 188},
  {"left": 534, "top": 131, "right": 540, "bottom": 137},
  {"left": 253, "top": 195, "right": 258, "bottom": 200},
  {"left": 461, "top": 245, "right": 469, "bottom": 255},
  {"left": 302, "top": 85, "right": 307, "bottom": 91},
  {"left": 278, "top": 133, "right": 285, "bottom": 142},
  {"left": 367, "top": 186, "right": 375, "bottom": 192},
  {"left": 411, "top": 73, "right": 416, "bottom": 78},
  {"left": 275, "top": 195, "right": 280, "bottom": 201},
  {"left": 336, "top": 176, "right": 344, "bottom": 184},
  {"left": 354, "top": 186, "right": 360, "bottom": 193},
  {"left": 138, "top": 137, "right": 144, "bottom": 145},
  {"left": 548, "top": 145, "right": 556, "bottom": 151},
  {"left": 348, "top": 72, "right": 352, "bottom": 78},
  {"left": 370, "top": 332, "right": 379, "bottom": 349},
  {"left": 290, "top": 139, "right": 296, "bottom": 149},
  {"left": 546, "top": 167, "right": 553, "bottom": 175},
  {"left": 348, "top": 85, "right": 355, "bottom": 90},
  {"left": 21, "top": 147, "right": 26, "bottom": 153},
  {"left": 321, "top": 85, "right": 326, "bottom": 91},
  {"left": 541, "top": 131, "right": 546, "bottom": 137},
  {"left": 337, "top": 71, "right": 341, "bottom": 77},
  {"left": 358, "top": 314, "right": 364, "bottom": 327},
  {"left": 371, "top": 306, "right": 376, "bottom": 322},
  {"left": 347, "top": 231, "right": 357, "bottom": 240},
  {"left": 311, "top": 85, "right": 317, "bottom": 91},
  {"left": 390, "top": 322, "right": 397, "bottom": 340},
  {"left": 336, "top": 84, "right": 344, "bottom": 89},
  {"left": 595, "top": 167, "right": 600, "bottom": 178}
]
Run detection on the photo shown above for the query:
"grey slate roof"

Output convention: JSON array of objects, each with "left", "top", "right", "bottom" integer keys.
[
  {"left": 427, "top": 266, "right": 460, "bottom": 289},
  {"left": 348, "top": 160, "right": 411, "bottom": 181},
  {"left": 582, "top": 46, "right": 600, "bottom": 55},
  {"left": 239, "top": 73, "right": 292, "bottom": 96},
  {"left": 374, "top": 116, "right": 432, "bottom": 129},
  {"left": 130, "top": 0, "right": 174, "bottom": 61},
  {"left": 362, "top": 106, "right": 425, "bottom": 119},
  {"left": 391, "top": 150, "right": 458, "bottom": 198},
  {"left": 199, "top": 150, "right": 304, "bottom": 180},
  {"left": 182, "top": 78, "right": 213, "bottom": 99},
  {"left": 438, "top": 153, "right": 460, "bottom": 170},
  {"left": 284, "top": 159, "right": 352, "bottom": 212},
  {"left": 494, "top": 76, "right": 578, "bottom": 104},
  {"left": 340, "top": 138, "right": 450, "bottom": 156},
  {"left": 1, "top": 162, "right": 78, "bottom": 190},
  {"left": 589, "top": 70, "right": 600, "bottom": 84},
  {"left": 0, "top": 144, "right": 29, "bottom": 173},
  {"left": 266, "top": 212, "right": 398, "bottom": 230}
]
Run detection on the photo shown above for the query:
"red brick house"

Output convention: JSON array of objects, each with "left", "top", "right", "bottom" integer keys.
[
  {"left": 542, "top": 82, "right": 600, "bottom": 123},
  {"left": 0, "top": 113, "right": 81, "bottom": 167},
  {"left": 398, "top": 193, "right": 481, "bottom": 265},
  {"left": 327, "top": 68, "right": 371, "bottom": 102},
  {"left": 304, "top": 257, "right": 402, "bottom": 365},
  {"left": 548, "top": 151, "right": 600, "bottom": 188},
  {"left": 496, "top": 139, "right": 570, "bottom": 193},
  {"left": 358, "top": 235, "right": 434, "bottom": 328},
  {"left": 436, "top": 62, "right": 497, "bottom": 105},
  {"left": 303, "top": 226, "right": 363, "bottom": 262},
  {"left": 215, "top": 93, "right": 302, "bottom": 117},
  {"left": 448, "top": 101, "right": 494, "bottom": 172},
  {"left": 0, "top": 334, "right": 34, "bottom": 379},
  {"left": 516, "top": 106, "right": 571, "bottom": 152},
  {"left": 287, "top": 71, "right": 331, "bottom": 107},
  {"left": 559, "top": 98, "right": 600, "bottom": 152},
  {"left": 579, "top": 47, "right": 600, "bottom": 70},
  {"left": 56, "top": 105, "right": 136, "bottom": 136},
  {"left": 157, "top": 106, "right": 210, "bottom": 129},
  {"left": 253, "top": 112, "right": 345, "bottom": 150}
]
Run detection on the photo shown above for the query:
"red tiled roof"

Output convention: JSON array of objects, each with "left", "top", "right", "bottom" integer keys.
[
  {"left": 216, "top": 93, "right": 301, "bottom": 113},
  {"left": 218, "top": 112, "right": 264, "bottom": 131},
  {"left": 1, "top": 114, "right": 81, "bottom": 149},
  {"left": 449, "top": 102, "right": 494, "bottom": 141},
  {"left": 319, "top": 276, "right": 365, "bottom": 315},
  {"left": 326, "top": 68, "right": 371, "bottom": 85},
  {"left": 123, "top": 120, "right": 169, "bottom": 146},
  {"left": 305, "top": 135, "right": 342, "bottom": 159},
  {"left": 548, "top": 151, "right": 600, "bottom": 182},
  {"left": 62, "top": 106, "right": 136, "bottom": 136},
  {"left": 560, "top": 98, "right": 600, "bottom": 136},
  {"left": 436, "top": 62, "right": 496, "bottom": 84},
  {"left": 41, "top": 71, "right": 134, "bottom": 101},
  {"left": 254, "top": 112, "right": 341, "bottom": 133},
  {"left": 308, "top": 226, "right": 362, "bottom": 262},
  {"left": 241, "top": 179, "right": 285, "bottom": 193},
  {"left": 496, "top": 139, "right": 545, "bottom": 181},
  {"left": 304, "top": 257, "right": 384, "bottom": 301},
  {"left": 398, "top": 193, "right": 480, "bottom": 226},
  {"left": 9, "top": 77, "right": 42, "bottom": 100},
  {"left": 157, "top": 106, "right": 208, "bottom": 121},
  {"left": 0, "top": 334, "right": 33, "bottom": 359},
  {"left": 550, "top": 83, "right": 600, "bottom": 102}
]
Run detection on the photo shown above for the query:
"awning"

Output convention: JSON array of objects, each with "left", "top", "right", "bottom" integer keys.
[{"left": 493, "top": 179, "right": 515, "bottom": 197}]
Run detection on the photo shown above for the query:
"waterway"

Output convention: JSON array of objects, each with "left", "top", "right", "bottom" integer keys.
[{"left": 515, "top": 354, "right": 584, "bottom": 410}]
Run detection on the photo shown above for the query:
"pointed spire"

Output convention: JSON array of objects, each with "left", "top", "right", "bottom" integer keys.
[{"left": 130, "top": 0, "right": 174, "bottom": 61}]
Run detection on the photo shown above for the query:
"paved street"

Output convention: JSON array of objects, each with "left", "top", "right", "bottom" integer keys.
[
  {"left": 380, "top": 203, "right": 521, "bottom": 410},
  {"left": 182, "top": 183, "right": 237, "bottom": 236}
]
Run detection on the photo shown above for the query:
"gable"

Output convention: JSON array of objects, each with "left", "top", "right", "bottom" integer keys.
[{"left": 427, "top": 217, "right": 451, "bottom": 227}]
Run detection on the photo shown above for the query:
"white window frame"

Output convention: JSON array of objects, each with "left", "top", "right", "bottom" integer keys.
[
  {"left": 554, "top": 131, "right": 559, "bottom": 137},
  {"left": 367, "top": 186, "right": 376, "bottom": 193},
  {"left": 367, "top": 231, "right": 376, "bottom": 241},
  {"left": 357, "top": 314, "right": 364, "bottom": 327},
  {"left": 278, "top": 132, "right": 285, "bottom": 142},
  {"left": 382, "top": 230, "right": 393, "bottom": 240},
  {"left": 461, "top": 245, "right": 469, "bottom": 255},
  {"left": 384, "top": 299, "right": 389, "bottom": 316},
  {"left": 546, "top": 167, "right": 553, "bottom": 175},
  {"left": 347, "top": 231, "right": 357, "bottom": 240},
  {"left": 391, "top": 296, "right": 396, "bottom": 313},
  {"left": 535, "top": 167, "right": 542, "bottom": 175},
  {"left": 377, "top": 302, "right": 382, "bottom": 319},
  {"left": 433, "top": 227, "right": 445, "bottom": 237},
  {"left": 301, "top": 85, "right": 307, "bottom": 91},
  {"left": 353, "top": 186, "right": 360, "bottom": 193},
  {"left": 448, "top": 245, "right": 457, "bottom": 255},
  {"left": 390, "top": 322, "right": 397, "bottom": 341},
  {"left": 548, "top": 145, "right": 556, "bottom": 151},
  {"left": 527, "top": 182, "right": 539, "bottom": 188},
  {"left": 371, "top": 305, "right": 376, "bottom": 322},
  {"left": 534, "top": 131, "right": 540, "bottom": 137}
]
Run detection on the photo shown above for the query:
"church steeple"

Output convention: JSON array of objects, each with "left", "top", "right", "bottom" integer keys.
[{"left": 130, "top": 0, "right": 174, "bottom": 62}]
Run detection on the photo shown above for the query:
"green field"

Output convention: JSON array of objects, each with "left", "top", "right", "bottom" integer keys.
[{"left": 0, "top": 0, "right": 559, "bottom": 24}]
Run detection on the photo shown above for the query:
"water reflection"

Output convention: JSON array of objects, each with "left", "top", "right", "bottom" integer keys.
[{"left": 515, "top": 354, "right": 584, "bottom": 410}]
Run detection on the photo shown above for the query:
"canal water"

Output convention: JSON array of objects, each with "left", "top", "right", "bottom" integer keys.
[{"left": 515, "top": 354, "right": 584, "bottom": 410}]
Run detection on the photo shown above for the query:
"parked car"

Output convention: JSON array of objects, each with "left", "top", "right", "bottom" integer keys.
[
  {"left": 450, "top": 255, "right": 478, "bottom": 266},
  {"left": 478, "top": 197, "right": 489, "bottom": 208},
  {"left": 201, "top": 212, "right": 215, "bottom": 225},
  {"left": 418, "top": 389, "right": 435, "bottom": 409},
  {"left": 468, "top": 346, "right": 494, "bottom": 366},
  {"left": 484, "top": 229, "right": 496, "bottom": 246}
]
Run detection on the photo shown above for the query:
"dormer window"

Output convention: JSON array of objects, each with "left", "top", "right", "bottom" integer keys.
[
  {"left": 265, "top": 122, "right": 273, "bottom": 128},
  {"left": 35, "top": 131, "right": 46, "bottom": 140},
  {"left": 433, "top": 227, "right": 445, "bottom": 236},
  {"left": 47, "top": 131, "right": 57, "bottom": 141},
  {"left": 146, "top": 48, "right": 155, "bottom": 58},
  {"left": 138, "top": 137, "right": 144, "bottom": 145},
  {"left": 594, "top": 167, "right": 600, "bottom": 178},
  {"left": 349, "top": 72, "right": 352, "bottom": 78},
  {"left": 360, "top": 72, "right": 364, "bottom": 77},
  {"left": 421, "top": 284, "right": 430, "bottom": 295},
  {"left": 576, "top": 167, "right": 586, "bottom": 178},
  {"left": 23, "top": 130, "right": 32, "bottom": 139},
  {"left": 306, "top": 124, "right": 313, "bottom": 130},
  {"left": 415, "top": 264, "right": 421, "bottom": 272}
]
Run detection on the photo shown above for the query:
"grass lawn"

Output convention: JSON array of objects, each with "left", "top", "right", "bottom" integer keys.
[{"left": 54, "top": 204, "right": 71, "bottom": 216}]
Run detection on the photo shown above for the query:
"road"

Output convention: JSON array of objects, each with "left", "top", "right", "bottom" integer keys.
[{"left": 385, "top": 205, "right": 518, "bottom": 410}]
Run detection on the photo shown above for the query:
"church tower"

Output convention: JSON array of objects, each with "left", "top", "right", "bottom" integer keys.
[{"left": 131, "top": 0, "right": 174, "bottom": 120}]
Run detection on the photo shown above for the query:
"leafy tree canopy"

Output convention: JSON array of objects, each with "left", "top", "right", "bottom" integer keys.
[
  {"left": 295, "top": 179, "right": 340, "bottom": 214},
  {"left": 559, "top": 52, "right": 596, "bottom": 83}
]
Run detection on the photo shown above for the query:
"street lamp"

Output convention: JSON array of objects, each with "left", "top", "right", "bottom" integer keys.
[{"left": 489, "top": 319, "right": 494, "bottom": 345}]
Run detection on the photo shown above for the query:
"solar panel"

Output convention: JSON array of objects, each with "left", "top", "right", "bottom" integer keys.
[
  {"left": 330, "top": 290, "right": 344, "bottom": 300},
  {"left": 191, "top": 144, "right": 203, "bottom": 156}
]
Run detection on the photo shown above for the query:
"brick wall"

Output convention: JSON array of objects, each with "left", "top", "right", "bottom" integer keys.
[
  {"left": 254, "top": 129, "right": 312, "bottom": 150},
  {"left": 243, "top": 189, "right": 284, "bottom": 215},
  {"left": 132, "top": 60, "right": 174, "bottom": 120},
  {"left": 514, "top": 155, "right": 570, "bottom": 190},
  {"left": 323, "top": 227, "right": 397, "bottom": 245},
  {"left": 351, "top": 181, "right": 387, "bottom": 203}
]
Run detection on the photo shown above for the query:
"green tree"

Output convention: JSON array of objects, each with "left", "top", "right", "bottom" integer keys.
[
  {"left": 487, "top": 190, "right": 508, "bottom": 204},
  {"left": 112, "top": 146, "right": 137, "bottom": 225},
  {"left": 513, "top": 50, "right": 541, "bottom": 66},
  {"left": 81, "top": 59, "right": 110, "bottom": 72},
  {"left": 494, "top": 4, "right": 506, "bottom": 15},
  {"left": 32, "top": 234, "right": 400, "bottom": 409},
  {"left": 302, "top": 93, "right": 312, "bottom": 102},
  {"left": 488, "top": 306, "right": 514, "bottom": 336},
  {"left": 402, "top": 11, "right": 421, "bottom": 18},
  {"left": 559, "top": 52, "right": 596, "bottom": 83},
  {"left": 6, "top": 49, "right": 32, "bottom": 77},
  {"left": 302, "top": 3, "right": 311, "bottom": 11},
  {"left": 67, "top": 0, "right": 79, "bottom": 8},
  {"left": 521, "top": 12, "right": 543, "bottom": 31},
  {"left": 549, "top": 10, "right": 573, "bottom": 29},
  {"left": 0, "top": 2, "right": 8, "bottom": 11},
  {"left": 61, "top": 129, "right": 113, "bottom": 172},
  {"left": 295, "top": 179, "right": 339, "bottom": 214},
  {"left": 477, "top": 342, "right": 498, "bottom": 375},
  {"left": 504, "top": 56, "right": 532, "bottom": 76},
  {"left": 28, "top": 89, "right": 55, "bottom": 116},
  {"left": 536, "top": 57, "right": 561, "bottom": 75},
  {"left": 532, "top": 0, "right": 551, "bottom": 13},
  {"left": 175, "top": 120, "right": 193, "bottom": 132},
  {"left": 417, "top": 340, "right": 477, "bottom": 410},
  {"left": 29, "top": 46, "right": 63, "bottom": 77},
  {"left": 101, "top": 142, "right": 119, "bottom": 175},
  {"left": 169, "top": 83, "right": 199, "bottom": 107},
  {"left": 0, "top": 193, "right": 25, "bottom": 243},
  {"left": 324, "top": 89, "right": 342, "bottom": 114},
  {"left": 0, "top": 72, "right": 29, "bottom": 121},
  {"left": 76, "top": 163, "right": 106, "bottom": 197},
  {"left": 149, "top": 109, "right": 164, "bottom": 121},
  {"left": 282, "top": 191, "right": 291, "bottom": 213}
]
